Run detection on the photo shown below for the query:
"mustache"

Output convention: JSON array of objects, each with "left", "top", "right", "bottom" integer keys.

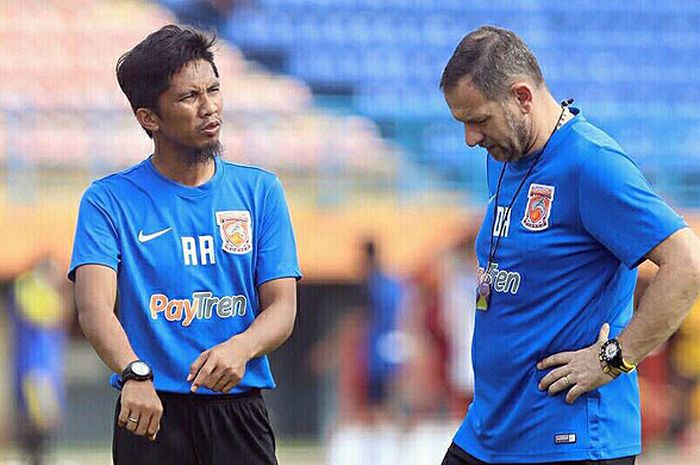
[{"left": 199, "top": 118, "right": 222, "bottom": 130}]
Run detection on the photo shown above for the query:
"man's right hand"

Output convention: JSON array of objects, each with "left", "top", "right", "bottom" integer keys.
[{"left": 117, "top": 380, "right": 163, "bottom": 441}]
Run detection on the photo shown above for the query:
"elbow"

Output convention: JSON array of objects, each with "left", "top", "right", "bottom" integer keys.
[
  {"left": 690, "top": 235, "right": 700, "bottom": 285},
  {"left": 76, "top": 304, "right": 102, "bottom": 335},
  {"left": 77, "top": 308, "right": 92, "bottom": 334},
  {"left": 280, "top": 306, "right": 297, "bottom": 343},
  {"left": 687, "top": 243, "right": 700, "bottom": 301},
  {"left": 284, "top": 310, "right": 297, "bottom": 342},
  {"left": 692, "top": 263, "right": 700, "bottom": 289},
  {"left": 690, "top": 260, "right": 700, "bottom": 298}
]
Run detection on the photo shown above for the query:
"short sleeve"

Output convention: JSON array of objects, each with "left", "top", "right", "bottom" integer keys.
[
  {"left": 578, "top": 149, "right": 687, "bottom": 269},
  {"left": 68, "top": 184, "right": 120, "bottom": 281},
  {"left": 255, "top": 177, "right": 302, "bottom": 287}
]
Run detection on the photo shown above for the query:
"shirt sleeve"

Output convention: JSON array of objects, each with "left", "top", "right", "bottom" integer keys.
[
  {"left": 255, "top": 177, "right": 302, "bottom": 287},
  {"left": 578, "top": 148, "right": 687, "bottom": 269},
  {"left": 68, "top": 183, "right": 120, "bottom": 281}
]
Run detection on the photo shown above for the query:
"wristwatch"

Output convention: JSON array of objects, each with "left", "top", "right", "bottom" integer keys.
[
  {"left": 599, "top": 338, "right": 636, "bottom": 378},
  {"left": 120, "top": 360, "right": 154, "bottom": 384}
]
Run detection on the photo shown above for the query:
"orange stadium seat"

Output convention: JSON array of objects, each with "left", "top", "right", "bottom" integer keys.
[
  {"left": 13, "top": 112, "right": 91, "bottom": 166},
  {"left": 0, "top": 0, "right": 406, "bottom": 279},
  {"left": 0, "top": 0, "right": 395, "bottom": 174}
]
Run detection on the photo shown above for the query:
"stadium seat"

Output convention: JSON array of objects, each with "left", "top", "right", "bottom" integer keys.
[
  {"left": 210, "top": 0, "right": 700, "bottom": 204},
  {"left": 0, "top": 0, "right": 399, "bottom": 187}
]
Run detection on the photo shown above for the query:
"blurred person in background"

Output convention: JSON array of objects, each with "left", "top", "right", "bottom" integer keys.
[
  {"left": 308, "top": 308, "right": 369, "bottom": 425},
  {"left": 7, "top": 256, "right": 70, "bottom": 465},
  {"left": 439, "top": 237, "right": 476, "bottom": 416},
  {"left": 439, "top": 25, "right": 700, "bottom": 464},
  {"left": 666, "top": 296, "right": 700, "bottom": 446},
  {"left": 69, "top": 25, "right": 300, "bottom": 465},
  {"left": 398, "top": 237, "right": 476, "bottom": 423},
  {"left": 361, "top": 240, "right": 407, "bottom": 422}
]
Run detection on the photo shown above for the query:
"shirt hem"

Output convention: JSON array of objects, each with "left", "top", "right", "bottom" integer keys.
[
  {"left": 68, "top": 260, "right": 118, "bottom": 282},
  {"left": 110, "top": 379, "right": 276, "bottom": 394},
  {"left": 454, "top": 437, "right": 640, "bottom": 463},
  {"left": 256, "top": 271, "right": 303, "bottom": 288},
  {"left": 626, "top": 221, "right": 688, "bottom": 269}
]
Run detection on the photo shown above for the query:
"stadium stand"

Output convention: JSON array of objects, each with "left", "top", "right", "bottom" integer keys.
[
  {"left": 0, "top": 0, "right": 400, "bottom": 180},
  {"left": 0, "top": 0, "right": 472, "bottom": 282},
  {"left": 181, "top": 0, "right": 700, "bottom": 206}
]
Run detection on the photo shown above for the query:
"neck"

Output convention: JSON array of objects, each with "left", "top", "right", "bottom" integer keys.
[
  {"left": 151, "top": 140, "right": 216, "bottom": 187},
  {"left": 522, "top": 95, "right": 565, "bottom": 157}
]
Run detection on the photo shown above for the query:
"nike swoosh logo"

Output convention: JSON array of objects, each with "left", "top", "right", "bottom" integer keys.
[{"left": 138, "top": 227, "right": 173, "bottom": 243}]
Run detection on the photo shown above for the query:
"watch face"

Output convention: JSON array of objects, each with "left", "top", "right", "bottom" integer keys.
[
  {"left": 604, "top": 343, "right": 619, "bottom": 360},
  {"left": 131, "top": 362, "right": 150, "bottom": 377}
]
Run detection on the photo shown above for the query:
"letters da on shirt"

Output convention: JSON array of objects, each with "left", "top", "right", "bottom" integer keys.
[
  {"left": 149, "top": 291, "right": 247, "bottom": 327},
  {"left": 479, "top": 262, "right": 521, "bottom": 295},
  {"left": 493, "top": 206, "right": 512, "bottom": 238}
]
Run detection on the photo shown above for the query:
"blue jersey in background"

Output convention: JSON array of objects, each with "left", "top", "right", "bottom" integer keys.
[
  {"left": 367, "top": 270, "right": 404, "bottom": 386},
  {"left": 8, "top": 269, "right": 66, "bottom": 430}
]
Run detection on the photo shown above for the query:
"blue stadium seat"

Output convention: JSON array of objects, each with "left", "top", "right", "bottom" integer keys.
[{"left": 160, "top": 0, "right": 700, "bottom": 205}]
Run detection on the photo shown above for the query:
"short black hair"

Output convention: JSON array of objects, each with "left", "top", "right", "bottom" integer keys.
[
  {"left": 440, "top": 25, "right": 544, "bottom": 100},
  {"left": 116, "top": 24, "right": 219, "bottom": 137}
]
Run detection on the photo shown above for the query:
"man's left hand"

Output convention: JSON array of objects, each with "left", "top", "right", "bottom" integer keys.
[
  {"left": 187, "top": 337, "right": 254, "bottom": 393},
  {"left": 537, "top": 323, "right": 615, "bottom": 404}
]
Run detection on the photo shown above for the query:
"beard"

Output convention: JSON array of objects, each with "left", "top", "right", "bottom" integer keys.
[
  {"left": 504, "top": 109, "right": 530, "bottom": 162},
  {"left": 181, "top": 140, "right": 223, "bottom": 165}
]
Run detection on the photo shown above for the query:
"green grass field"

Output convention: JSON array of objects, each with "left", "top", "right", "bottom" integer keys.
[{"left": 0, "top": 441, "right": 698, "bottom": 464}]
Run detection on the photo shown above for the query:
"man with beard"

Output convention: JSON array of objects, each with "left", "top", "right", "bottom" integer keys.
[
  {"left": 439, "top": 26, "right": 700, "bottom": 464},
  {"left": 69, "top": 25, "right": 300, "bottom": 465}
]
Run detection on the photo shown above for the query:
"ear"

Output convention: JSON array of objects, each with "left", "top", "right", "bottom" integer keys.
[
  {"left": 135, "top": 108, "right": 160, "bottom": 134},
  {"left": 510, "top": 82, "right": 533, "bottom": 114}
]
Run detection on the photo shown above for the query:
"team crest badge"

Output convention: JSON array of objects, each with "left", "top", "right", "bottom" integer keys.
[
  {"left": 216, "top": 211, "right": 253, "bottom": 254},
  {"left": 521, "top": 183, "right": 555, "bottom": 231}
]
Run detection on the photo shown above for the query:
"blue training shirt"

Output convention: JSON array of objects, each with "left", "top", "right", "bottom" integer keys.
[
  {"left": 455, "top": 108, "right": 687, "bottom": 462},
  {"left": 367, "top": 270, "right": 405, "bottom": 383},
  {"left": 8, "top": 273, "right": 67, "bottom": 421},
  {"left": 69, "top": 156, "right": 301, "bottom": 394}
]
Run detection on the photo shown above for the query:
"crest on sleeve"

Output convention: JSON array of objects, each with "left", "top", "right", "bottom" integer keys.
[
  {"left": 521, "top": 183, "right": 555, "bottom": 231},
  {"left": 216, "top": 211, "right": 253, "bottom": 254}
]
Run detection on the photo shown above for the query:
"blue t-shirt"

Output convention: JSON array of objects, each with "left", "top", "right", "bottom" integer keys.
[
  {"left": 367, "top": 270, "right": 404, "bottom": 381},
  {"left": 455, "top": 109, "right": 687, "bottom": 462},
  {"left": 8, "top": 273, "right": 67, "bottom": 420},
  {"left": 69, "top": 156, "right": 301, "bottom": 394}
]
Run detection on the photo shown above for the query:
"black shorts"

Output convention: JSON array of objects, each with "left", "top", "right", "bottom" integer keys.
[
  {"left": 441, "top": 442, "right": 636, "bottom": 465},
  {"left": 113, "top": 389, "right": 277, "bottom": 465}
]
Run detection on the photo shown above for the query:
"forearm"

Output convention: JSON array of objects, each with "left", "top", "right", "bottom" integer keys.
[
  {"left": 78, "top": 307, "right": 138, "bottom": 374},
  {"left": 233, "top": 300, "right": 296, "bottom": 359},
  {"left": 75, "top": 265, "right": 138, "bottom": 375},
  {"left": 619, "top": 263, "right": 700, "bottom": 366}
]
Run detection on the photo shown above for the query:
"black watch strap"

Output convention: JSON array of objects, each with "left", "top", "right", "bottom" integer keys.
[
  {"left": 599, "top": 338, "right": 636, "bottom": 377},
  {"left": 120, "top": 360, "right": 153, "bottom": 384}
]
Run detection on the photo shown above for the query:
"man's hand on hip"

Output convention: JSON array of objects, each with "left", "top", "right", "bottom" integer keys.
[
  {"left": 188, "top": 336, "right": 254, "bottom": 393},
  {"left": 537, "top": 323, "right": 616, "bottom": 404},
  {"left": 118, "top": 380, "right": 162, "bottom": 441}
]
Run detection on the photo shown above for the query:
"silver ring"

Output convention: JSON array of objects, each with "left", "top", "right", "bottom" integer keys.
[
  {"left": 128, "top": 417, "right": 139, "bottom": 423},
  {"left": 563, "top": 375, "right": 571, "bottom": 387}
]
